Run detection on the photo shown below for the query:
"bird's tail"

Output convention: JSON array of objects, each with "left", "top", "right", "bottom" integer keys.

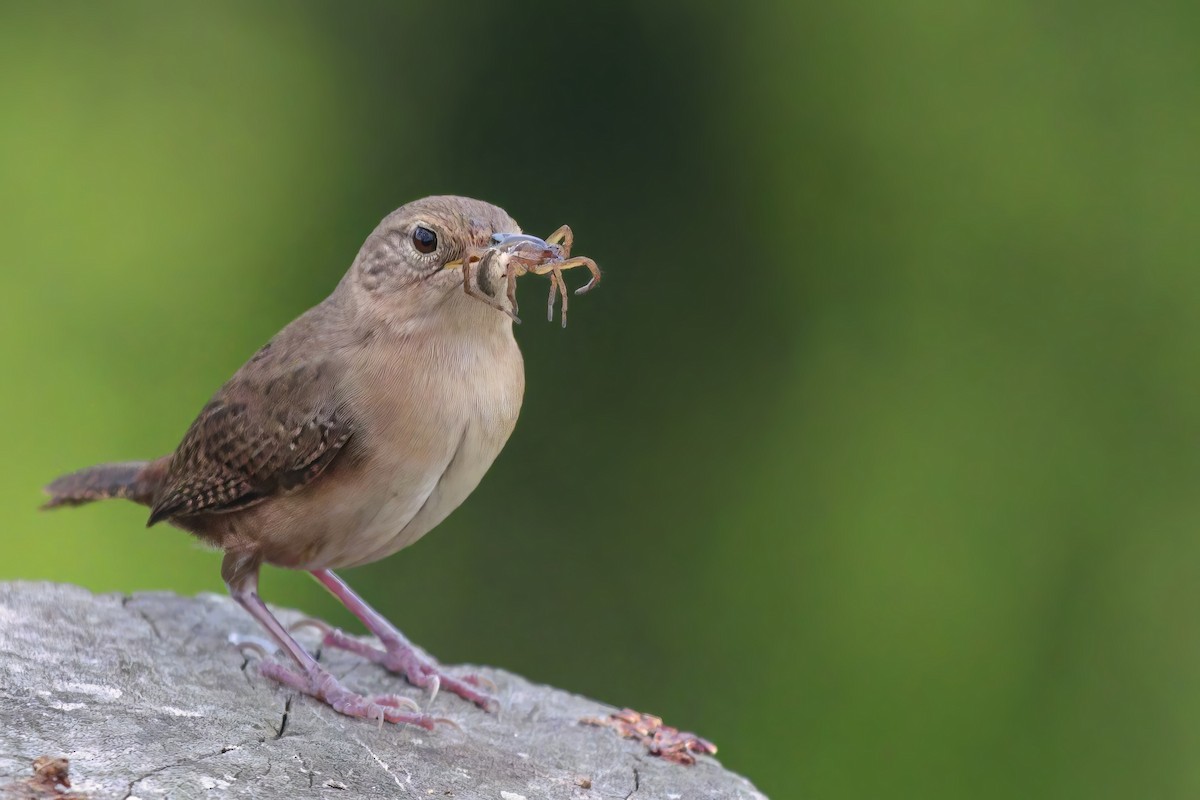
[{"left": 41, "top": 459, "right": 167, "bottom": 510}]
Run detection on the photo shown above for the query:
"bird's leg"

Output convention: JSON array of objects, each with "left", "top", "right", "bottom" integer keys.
[
  {"left": 307, "top": 568, "right": 498, "bottom": 711},
  {"left": 223, "top": 552, "right": 441, "bottom": 729}
]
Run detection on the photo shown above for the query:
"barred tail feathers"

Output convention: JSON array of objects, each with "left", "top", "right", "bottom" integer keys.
[{"left": 42, "top": 459, "right": 166, "bottom": 510}]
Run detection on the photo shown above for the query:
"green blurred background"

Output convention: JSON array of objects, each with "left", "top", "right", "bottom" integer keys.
[{"left": 3, "top": 2, "right": 1200, "bottom": 797}]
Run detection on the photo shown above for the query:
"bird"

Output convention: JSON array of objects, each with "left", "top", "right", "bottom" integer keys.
[{"left": 41, "top": 195, "right": 598, "bottom": 729}]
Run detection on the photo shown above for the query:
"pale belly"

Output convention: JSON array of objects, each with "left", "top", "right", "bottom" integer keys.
[
  {"left": 335, "top": 414, "right": 511, "bottom": 567},
  {"left": 259, "top": 331, "right": 525, "bottom": 570}
]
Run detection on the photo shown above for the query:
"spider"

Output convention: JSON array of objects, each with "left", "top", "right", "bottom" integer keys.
[{"left": 450, "top": 225, "right": 600, "bottom": 327}]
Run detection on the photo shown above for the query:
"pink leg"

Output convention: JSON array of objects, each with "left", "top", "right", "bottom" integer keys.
[
  {"left": 222, "top": 553, "right": 441, "bottom": 729},
  {"left": 309, "top": 569, "right": 497, "bottom": 711}
]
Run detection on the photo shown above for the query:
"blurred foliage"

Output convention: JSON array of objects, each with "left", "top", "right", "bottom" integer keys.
[{"left": 3, "top": 1, "right": 1200, "bottom": 797}]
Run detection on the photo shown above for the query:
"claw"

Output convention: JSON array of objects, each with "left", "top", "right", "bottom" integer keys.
[
  {"left": 290, "top": 618, "right": 333, "bottom": 636},
  {"left": 234, "top": 640, "right": 272, "bottom": 661},
  {"left": 257, "top": 659, "right": 441, "bottom": 730},
  {"left": 384, "top": 709, "right": 437, "bottom": 730},
  {"left": 316, "top": 633, "right": 498, "bottom": 711},
  {"left": 373, "top": 694, "right": 422, "bottom": 714},
  {"left": 306, "top": 569, "right": 499, "bottom": 716},
  {"left": 460, "top": 673, "right": 498, "bottom": 693}
]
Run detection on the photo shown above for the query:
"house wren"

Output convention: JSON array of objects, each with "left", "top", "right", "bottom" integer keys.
[{"left": 42, "top": 195, "right": 599, "bottom": 729}]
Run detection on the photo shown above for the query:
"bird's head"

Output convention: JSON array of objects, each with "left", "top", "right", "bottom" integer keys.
[{"left": 346, "top": 195, "right": 539, "bottom": 329}]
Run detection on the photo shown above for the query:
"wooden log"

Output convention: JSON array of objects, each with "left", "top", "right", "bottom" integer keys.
[{"left": 0, "top": 582, "right": 765, "bottom": 799}]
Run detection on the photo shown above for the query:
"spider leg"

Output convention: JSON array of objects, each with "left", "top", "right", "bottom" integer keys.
[
  {"left": 530, "top": 256, "right": 600, "bottom": 295},
  {"left": 463, "top": 251, "right": 521, "bottom": 323},
  {"left": 506, "top": 261, "right": 521, "bottom": 317},
  {"left": 546, "top": 270, "right": 558, "bottom": 322},
  {"left": 554, "top": 268, "right": 570, "bottom": 327},
  {"left": 545, "top": 224, "right": 574, "bottom": 256}
]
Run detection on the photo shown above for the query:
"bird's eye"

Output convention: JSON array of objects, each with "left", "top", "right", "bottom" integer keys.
[{"left": 412, "top": 226, "right": 438, "bottom": 254}]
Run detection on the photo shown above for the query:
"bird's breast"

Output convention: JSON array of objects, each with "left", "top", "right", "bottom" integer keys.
[{"left": 293, "top": 328, "right": 525, "bottom": 569}]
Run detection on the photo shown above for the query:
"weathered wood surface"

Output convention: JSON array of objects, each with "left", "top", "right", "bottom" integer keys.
[{"left": 0, "top": 582, "right": 765, "bottom": 799}]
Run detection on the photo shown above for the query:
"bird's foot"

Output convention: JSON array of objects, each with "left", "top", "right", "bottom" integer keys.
[
  {"left": 257, "top": 660, "right": 449, "bottom": 730},
  {"left": 293, "top": 619, "right": 498, "bottom": 711}
]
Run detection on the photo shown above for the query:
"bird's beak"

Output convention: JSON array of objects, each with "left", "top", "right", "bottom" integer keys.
[
  {"left": 443, "top": 233, "right": 552, "bottom": 270},
  {"left": 490, "top": 232, "right": 548, "bottom": 250}
]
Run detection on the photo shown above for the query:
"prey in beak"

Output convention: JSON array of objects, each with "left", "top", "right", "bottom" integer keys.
[{"left": 443, "top": 226, "right": 600, "bottom": 327}]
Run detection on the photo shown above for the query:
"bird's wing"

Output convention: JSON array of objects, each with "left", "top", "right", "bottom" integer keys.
[{"left": 147, "top": 347, "right": 353, "bottom": 526}]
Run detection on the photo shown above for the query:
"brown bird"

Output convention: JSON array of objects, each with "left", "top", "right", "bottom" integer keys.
[{"left": 42, "top": 195, "right": 599, "bottom": 729}]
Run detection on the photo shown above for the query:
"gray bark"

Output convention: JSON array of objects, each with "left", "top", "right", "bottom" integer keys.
[{"left": 0, "top": 582, "right": 765, "bottom": 799}]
